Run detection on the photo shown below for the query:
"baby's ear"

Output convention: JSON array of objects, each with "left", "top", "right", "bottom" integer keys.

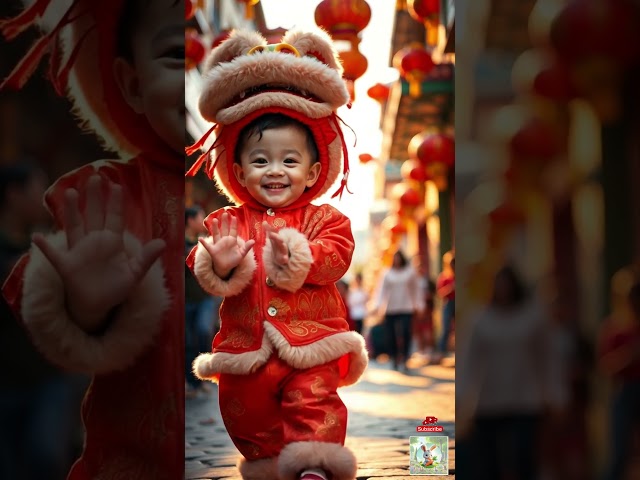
[
  {"left": 281, "top": 28, "right": 343, "bottom": 75},
  {"left": 202, "top": 30, "right": 267, "bottom": 72}
]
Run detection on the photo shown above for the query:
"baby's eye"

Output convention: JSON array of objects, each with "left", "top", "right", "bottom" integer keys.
[
  {"left": 284, "top": 158, "right": 298, "bottom": 164},
  {"left": 251, "top": 158, "right": 268, "bottom": 164}
]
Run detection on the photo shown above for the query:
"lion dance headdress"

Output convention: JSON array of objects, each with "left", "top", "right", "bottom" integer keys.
[{"left": 186, "top": 28, "right": 353, "bottom": 210}]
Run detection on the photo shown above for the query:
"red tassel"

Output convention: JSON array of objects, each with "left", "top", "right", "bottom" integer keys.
[
  {"left": 330, "top": 115, "right": 352, "bottom": 199},
  {"left": 0, "top": 32, "right": 54, "bottom": 90},
  {"left": 185, "top": 151, "right": 210, "bottom": 177},
  {"left": 185, "top": 123, "right": 217, "bottom": 156},
  {"left": 0, "top": 0, "right": 52, "bottom": 40}
]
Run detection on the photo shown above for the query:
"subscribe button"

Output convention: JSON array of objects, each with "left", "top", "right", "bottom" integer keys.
[{"left": 416, "top": 425, "right": 444, "bottom": 432}]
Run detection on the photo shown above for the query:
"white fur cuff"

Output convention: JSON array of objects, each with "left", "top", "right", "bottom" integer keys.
[
  {"left": 21, "top": 231, "right": 169, "bottom": 374},
  {"left": 238, "top": 457, "right": 279, "bottom": 480},
  {"left": 278, "top": 441, "right": 357, "bottom": 480},
  {"left": 264, "top": 323, "right": 368, "bottom": 387},
  {"left": 193, "top": 237, "right": 257, "bottom": 297},
  {"left": 193, "top": 332, "right": 273, "bottom": 381},
  {"left": 263, "top": 228, "right": 312, "bottom": 292}
]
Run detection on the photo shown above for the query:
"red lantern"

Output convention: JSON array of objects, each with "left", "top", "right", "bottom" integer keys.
[
  {"left": 339, "top": 48, "right": 368, "bottom": 101},
  {"left": 407, "top": 0, "right": 439, "bottom": 22},
  {"left": 367, "top": 83, "right": 391, "bottom": 103},
  {"left": 399, "top": 187, "right": 421, "bottom": 208},
  {"left": 185, "top": 30, "right": 206, "bottom": 70},
  {"left": 409, "top": 132, "right": 454, "bottom": 168},
  {"left": 359, "top": 153, "right": 374, "bottom": 164},
  {"left": 509, "top": 117, "right": 561, "bottom": 161},
  {"left": 401, "top": 159, "right": 429, "bottom": 182},
  {"left": 532, "top": 60, "right": 577, "bottom": 102},
  {"left": 407, "top": 0, "right": 440, "bottom": 45},
  {"left": 393, "top": 43, "right": 435, "bottom": 97},
  {"left": 314, "top": 0, "right": 372, "bottom": 41}
]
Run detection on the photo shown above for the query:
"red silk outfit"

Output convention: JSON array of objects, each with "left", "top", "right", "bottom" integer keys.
[{"left": 187, "top": 203, "right": 368, "bottom": 477}]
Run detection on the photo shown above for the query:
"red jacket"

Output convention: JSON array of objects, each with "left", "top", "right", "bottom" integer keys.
[{"left": 187, "top": 202, "right": 367, "bottom": 387}]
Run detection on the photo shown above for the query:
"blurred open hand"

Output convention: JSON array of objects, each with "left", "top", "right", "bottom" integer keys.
[
  {"left": 262, "top": 222, "right": 289, "bottom": 267},
  {"left": 199, "top": 212, "right": 255, "bottom": 279},
  {"left": 32, "top": 175, "right": 165, "bottom": 333}
]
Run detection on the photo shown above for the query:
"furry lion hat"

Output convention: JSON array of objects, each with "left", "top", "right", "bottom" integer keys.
[{"left": 187, "top": 28, "right": 352, "bottom": 209}]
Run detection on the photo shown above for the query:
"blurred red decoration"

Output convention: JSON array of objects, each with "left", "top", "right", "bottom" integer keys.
[
  {"left": 358, "top": 153, "right": 374, "bottom": 164},
  {"left": 407, "top": 0, "right": 440, "bottom": 45},
  {"left": 393, "top": 43, "right": 435, "bottom": 97},
  {"left": 488, "top": 203, "right": 526, "bottom": 226},
  {"left": 509, "top": 117, "right": 560, "bottom": 161},
  {"left": 532, "top": 60, "right": 577, "bottom": 102},
  {"left": 382, "top": 216, "right": 408, "bottom": 236},
  {"left": 185, "top": 29, "right": 206, "bottom": 70},
  {"left": 185, "top": 0, "right": 196, "bottom": 20},
  {"left": 409, "top": 132, "right": 455, "bottom": 169},
  {"left": 212, "top": 30, "right": 232, "bottom": 49},
  {"left": 314, "top": 0, "right": 372, "bottom": 41},
  {"left": 407, "top": 0, "right": 439, "bottom": 22},
  {"left": 367, "top": 83, "right": 391, "bottom": 102},
  {"left": 401, "top": 159, "right": 429, "bottom": 182},
  {"left": 399, "top": 187, "right": 422, "bottom": 208},
  {"left": 550, "top": 0, "right": 640, "bottom": 68}
]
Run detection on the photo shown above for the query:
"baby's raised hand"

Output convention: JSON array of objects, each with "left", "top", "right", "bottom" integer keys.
[
  {"left": 32, "top": 175, "right": 166, "bottom": 333},
  {"left": 199, "top": 212, "right": 255, "bottom": 279},
  {"left": 262, "top": 222, "right": 289, "bottom": 267}
]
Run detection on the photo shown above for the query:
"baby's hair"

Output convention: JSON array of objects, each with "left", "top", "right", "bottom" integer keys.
[
  {"left": 234, "top": 113, "right": 319, "bottom": 165},
  {"left": 116, "top": 0, "right": 181, "bottom": 61}
]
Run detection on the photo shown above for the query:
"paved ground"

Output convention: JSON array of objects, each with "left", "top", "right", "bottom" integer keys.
[{"left": 185, "top": 354, "right": 455, "bottom": 479}]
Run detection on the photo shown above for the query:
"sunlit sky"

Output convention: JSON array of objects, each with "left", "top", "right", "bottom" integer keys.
[{"left": 260, "top": 0, "right": 398, "bottom": 231}]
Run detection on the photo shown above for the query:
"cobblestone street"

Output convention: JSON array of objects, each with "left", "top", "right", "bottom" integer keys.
[{"left": 185, "top": 355, "right": 455, "bottom": 479}]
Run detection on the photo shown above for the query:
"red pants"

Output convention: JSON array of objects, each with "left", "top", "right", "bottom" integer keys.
[{"left": 218, "top": 355, "right": 348, "bottom": 460}]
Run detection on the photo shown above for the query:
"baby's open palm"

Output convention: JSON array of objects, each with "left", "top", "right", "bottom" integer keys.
[
  {"left": 32, "top": 176, "right": 165, "bottom": 333},
  {"left": 199, "top": 212, "right": 255, "bottom": 278}
]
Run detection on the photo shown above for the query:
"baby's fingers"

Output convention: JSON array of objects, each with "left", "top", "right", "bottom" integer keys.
[
  {"left": 240, "top": 239, "right": 256, "bottom": 258},
  {"left": 32, "top": 233, "right": 67, "bottom": 275},
  {"left": 133, "top": 239, "right": 166, "bottom": 282},
  {"left": 198, "top": 237, "right": 217, "bottom": 258},
  {"left": 63, "top": 189, "right": 83, "bottom": 248}
]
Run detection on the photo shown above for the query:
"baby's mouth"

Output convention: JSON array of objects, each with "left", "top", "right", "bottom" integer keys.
[{"left": 263, "top": 183, "right": 289, "bottom": 190}]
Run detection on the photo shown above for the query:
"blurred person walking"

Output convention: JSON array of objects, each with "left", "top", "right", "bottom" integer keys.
[
  {"left": 185, "top": 205, "right": 219, "bottom": 398},
  {"left": 0, "top": 161, "right": 84, "bottom": 479},
  {"left": 457, "top": 265, "right": 565, "bottom": 480},
  {"left": 374, "top": 250, "right": 424, "bottom": 373},
  {"left": 347, "top": 272, "right": 369, "bottom": 335},
  {"left": 434, "top": 250, "right": 455, "bottom": 362},
  {"left": 598, "top": 278, "right": 640, "bottom": 480}
]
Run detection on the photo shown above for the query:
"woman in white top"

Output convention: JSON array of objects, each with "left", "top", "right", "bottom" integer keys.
[
  {"left": 375, "top": 250, "right": 423, "bottom": 372},
  {"left": 347, "top": 272, "right": 368, "bottom": 334}
]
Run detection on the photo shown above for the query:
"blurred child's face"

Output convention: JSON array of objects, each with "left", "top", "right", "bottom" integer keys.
[
  {"left": 233, "top": 125, "right": 321, "bottom": 208},
  {"left": 114, "top": 0, "right": 184, "bottom": 155}
]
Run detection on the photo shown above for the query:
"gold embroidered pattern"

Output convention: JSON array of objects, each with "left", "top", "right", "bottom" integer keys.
[
  {"left": 273, "top": 217, "right": 287, "bottom": 228},
  {"left": 309, "top": 252, "right": 347, "bottom": 283},
  {"left": 286, "top": 389, "right": 304, "bottom": 409},
  {"left": 316, "top": 412, "right": 340, "bottom": 438},
  {"left": 269, "top": 297, "right": 292, "bottom": 314},
  {"left": 226, "top": 329, "right": 254, "bottom": 349},
  {"left": 284, "top": 320, "right": 337, "bottom": 337},
  {"left": 310, "top": 376, "right": 326, "bottom": 399}
]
